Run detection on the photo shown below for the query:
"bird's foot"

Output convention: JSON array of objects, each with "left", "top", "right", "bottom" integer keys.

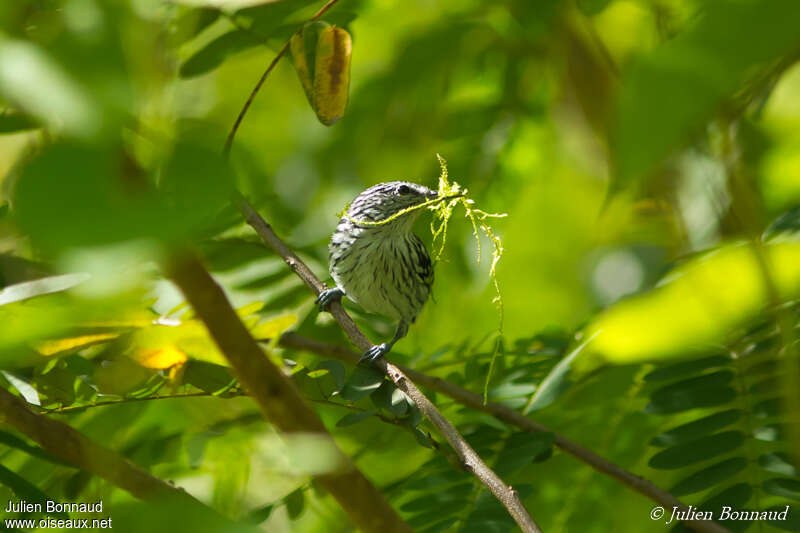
[
  {"left": 359, "top": 343, "right": 390, "bottom": 365},
  {"left": 315, "top": 287, "right": 344, "bottom": 312}
]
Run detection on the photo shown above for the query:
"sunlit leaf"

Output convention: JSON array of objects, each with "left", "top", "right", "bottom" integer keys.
[
  {"left": 134, "top": 346, "right": 188, "bottom": 369},
  {"left": 613, "top": 0, "right": 800, "bottom": 188},
  {"left": 36, "top": 332, "right": 119, "bottom": 357},
  {"left": 0, "top": 39, "right": 100, "bottom": 138},
  {"left": 0, "top": 273, "right": 89, "bottom": 306},
  {"left": 578, "top": 242, "right": 800, "bottom": 373},
  {"left": 759, "top": 453, "right": 798, "bottom": 477},
  {"left": 249, "top": 313, "right": 297, "bottom": 340},
  {"left": 1, "top": 371, "right": 40, "bottom": 405}
]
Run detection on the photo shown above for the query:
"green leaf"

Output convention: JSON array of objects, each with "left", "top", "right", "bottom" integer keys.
[
  {"left": 179, "top": 30, "right": 263, "bottom": 78},
  {"left": 0, "top": 464, "right": 67, "bottom": 518},
  {"left": 407, "top": 503, "right": 465, "bottom": 528},
  {"left": 172, "top": 0, "right": 278, "bottom": 10},
  {"left": 643, "top": 355, "right": 730, "bottom": 382},
  {"left": 754, "top": 424, "right": 784, "bottom": 442},
  {"left": 759, "top": 453, "right": 798, "bottom": 477},
  {"left": 200, "top": 239, "right": 271, "bottom": 272},
  {"left": 418, "top": 518, "right": 459, "bottom": 533},
  {"left": 0, "top": 111, "right": 39, "bottom": 133},
  {"left": 0, "top": 39, "right": 100, "bottom": 138},
  {"left": 238, "top": 0, "right": 320, "bottom": 36},
  {"left": 576, "top": 0, "right": 611, "bottom": 16},
  {"left": 494, "top": 431, "right": 555, "bottom": 476},
  {"left": 159, "top": 141, "right": 234, "bottom": 237},
  {"left": 648, "top": 431, "right": 745, "bottom": 470},
  {"left": 0, "top": 430, "right": 73, "bottom": 466},
  {"left": 284, "top": 488, "right": 305, "bottom": 520},
  {"left": 459, "top": 521, "right": 510, "bottom": 533},
  {"left": 371, "top": 381, "right": 408, "bottom": 415},
  {"left": 613, "top": 0, "right": 800, "bottom": 188},
  {"left": 646, "top": 372, "right": 737, "bottom": 414},
  {"left": 13, "top": 143, "right": 171, "bottom": 251},
  {"left": 523, "top": 337, "right": 591, "bottom": 412},
  {"left": 335, "top": 410, "right": 375, "bottom": 427},
  {"left": 339, "top": 366, "right": 383, "bottom": 401},
  {"left": 767, "top": 505, "right": 800, "bottom": 532},
  {"left": 670, "top": 457, "right": 748, "bottom": 496},
  {"left": 1, "top": 371, "right": 40, "bottom": 405},
  {"left": 170, "top": 8, "right": 221, "bottom": 45},
  {"left": 650, "top": 409, "right": 742, "bottom": 447},
  {"left": 316, "top": 360, "right": 345, "bottom": 390},
  {"left": 183, "top": 361, "right": 235, "bottom": 393},
  {"left": 763, "top": 478, "right": 800, "bottom": 501},
  {"left": 0, "top": 273, "right": 89, "bottom": 306},
  {"left": 753, "top": 397, "right": 782, "bottom": 418},
  {"left": 233, "top": 269, "right": 294, "bottom": 291},
  {"left": 579, "top": 242, "right": 800, "bottom": 373},
  {"left": 765, "top": 205, "right": 800, "bottom": 239},
  {"left": 261, "top": 285, "right": 309, "bottom": 313},
  {"left": 412, "top": 428, "right": 434, "bottom": 449},
  {"left": 243, "top": 503, "right": 273, "bottom": 525},
  {"left": 697, "top": 483, "right": 753, "bottom": 533}
]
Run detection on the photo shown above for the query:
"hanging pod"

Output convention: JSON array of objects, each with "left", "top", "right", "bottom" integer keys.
[{"left": 289, "top": 21, "right": 352, "bottom": 126}]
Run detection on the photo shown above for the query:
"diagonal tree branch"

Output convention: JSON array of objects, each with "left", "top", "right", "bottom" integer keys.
[
  {"left": 277, "top": 332, "right": 734, "bottom": 533},
  {"left": 0, "top": 387, "right": 202, "bottom": 505},
  {"left": 164, "top": 252, "right": 413, "bottom": 533},
  {"left": 234, "top": 194, "right": 541, "bottom": 532}
]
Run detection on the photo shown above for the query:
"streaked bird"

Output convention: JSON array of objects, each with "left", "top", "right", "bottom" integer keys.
[{"left": 316, "top": 181, "right": 437, "bottom": 363}]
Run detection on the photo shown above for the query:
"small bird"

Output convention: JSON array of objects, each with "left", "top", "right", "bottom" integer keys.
[{"left": 316, "top": 181, "right": 438, "bottom": 363}]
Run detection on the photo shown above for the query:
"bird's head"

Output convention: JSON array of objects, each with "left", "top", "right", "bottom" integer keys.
[{"left": 347, "top": 181, "right": 438, "bottom": 231}]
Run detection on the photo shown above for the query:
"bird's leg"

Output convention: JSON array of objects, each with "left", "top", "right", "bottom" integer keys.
[
  {"left": 315, "top": 287, "right": 344, "bottom": 312},
  {"left": 359, "top": 322, "right": 409, "bottom": 364}
]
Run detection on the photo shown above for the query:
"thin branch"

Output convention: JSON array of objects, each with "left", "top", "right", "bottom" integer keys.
[
  {"left": 223, "top": 0, "right": 344, "bottom": 155},
  {"left": 40, "top": 391, "right": 246, "bottom": 415},
  {"left": 277, "top": 332, "right": 734, "bottom": 533},
  {"left": 165, "top": 252, "right": 412, "bottom": 533},
  {"left": 0, "top": 387, "right": 204, "bottom": 506},
  {"left": 235, "top": 195, "right": 541, "bottom": 532}
]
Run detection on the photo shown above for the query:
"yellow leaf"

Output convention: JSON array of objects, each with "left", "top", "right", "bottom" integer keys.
[
  {"left": 312, "top": 25, "right": 352, "bottom": 126},
  {"left": 134, "top": 346, "right": 188, "bottom": 369},
  {"left": 578, "top": 241, "right": 800, "bottom": 373},
  {"left": 236, "top": 301, "right": 265, "bottom": 318},
  {"left": 250, "top": 313, "right": 297, "bottom": 341},
  {"left": 36, "top": 333, "right": 119, "bottom": 356}
]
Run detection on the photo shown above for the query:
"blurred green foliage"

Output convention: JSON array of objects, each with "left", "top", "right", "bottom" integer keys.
[{"left": 1, "top": 0, "right": 800, "bottom": 531}]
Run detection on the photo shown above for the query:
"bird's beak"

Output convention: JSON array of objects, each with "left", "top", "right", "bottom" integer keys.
[{"left": 426, "top": 189, "right": 439, "bottom": 199}]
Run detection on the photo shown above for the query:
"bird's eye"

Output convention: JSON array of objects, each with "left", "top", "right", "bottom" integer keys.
[{"left": 397, "top": 184, "right": 411, "bottom": 194}]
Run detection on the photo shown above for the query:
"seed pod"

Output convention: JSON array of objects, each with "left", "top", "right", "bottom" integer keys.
[{"left": 289, "top": 21, "right": 352, "bottom": 126}]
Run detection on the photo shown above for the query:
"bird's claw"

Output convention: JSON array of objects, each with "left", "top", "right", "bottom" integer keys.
[
  {"left": 315, "top": 287, "right": 344, "bottom": 312},
  {"left": 359, "top": 343, "right": 389, "bottom": 365}
]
